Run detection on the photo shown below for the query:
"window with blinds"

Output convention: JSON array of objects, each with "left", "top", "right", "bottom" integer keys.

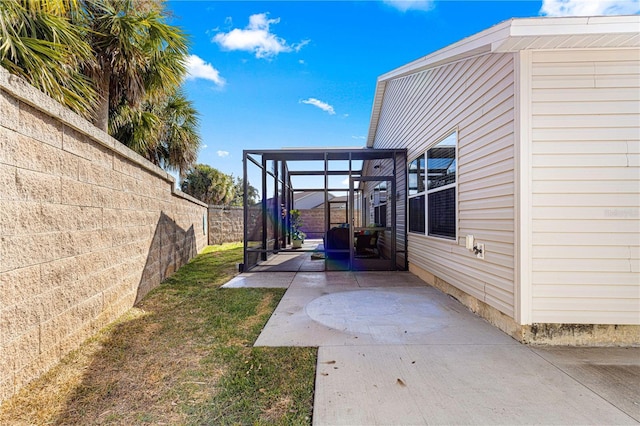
[
  {"left": 426, "top": 131, "right": 457, "bottom": 239},
  {"left": 407, "top": 130, "right": 457, "bottom": 240},
  {"left": 428, "top": 187, "right": 455, "bottom": 238},
  {"left": 408, "top": 155, "right": 425, "bottom": 233},
  {"left": 408, "top": 195, "right": 425, "bottom": 233}
]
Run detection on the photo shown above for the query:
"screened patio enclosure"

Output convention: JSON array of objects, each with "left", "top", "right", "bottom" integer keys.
[{"left": 242, "top": 148, "right": 407, "bottom": 272}]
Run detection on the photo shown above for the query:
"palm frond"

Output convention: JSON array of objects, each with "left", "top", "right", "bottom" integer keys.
[{"left": 0, "top": 0, "right": 97, "bottom": 117}]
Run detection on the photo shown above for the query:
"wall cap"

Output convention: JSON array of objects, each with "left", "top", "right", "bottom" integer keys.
[{"left": 0, "top": 66, "right": 179, "bottom": 188}]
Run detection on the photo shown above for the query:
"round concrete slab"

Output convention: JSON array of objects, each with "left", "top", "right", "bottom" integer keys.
[{"left": 304, "top": 289, "right": 446, "bottom": 338}]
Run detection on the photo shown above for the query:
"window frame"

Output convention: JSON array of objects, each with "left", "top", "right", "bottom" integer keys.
[
  {"left": 373, "top": 181, "right": 388, "bottom": 227},
  {"left": 407, "top": 154, "right": 426, "bottom": 234},
  {"left": 407, "top": 129, "right": 458, "bottom": 241}
]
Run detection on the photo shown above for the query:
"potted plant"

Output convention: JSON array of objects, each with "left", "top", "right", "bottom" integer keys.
[{"left": 290, "top": 209, "right": 306, "bottom": 248}]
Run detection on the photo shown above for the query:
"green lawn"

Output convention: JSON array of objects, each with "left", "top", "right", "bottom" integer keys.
[{"left": 0, "top": 243, "right": 317, "bottom": 425}]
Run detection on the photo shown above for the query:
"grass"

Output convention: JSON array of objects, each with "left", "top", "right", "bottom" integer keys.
[{"left": 0, "top": 242, "right": 317, "bottom": 425}]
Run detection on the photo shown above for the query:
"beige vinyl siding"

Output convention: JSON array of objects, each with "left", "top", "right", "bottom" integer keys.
[
  {"left": 395, "top": 156, "right": 407, "bottom": 268},
  {"left": 374, "top": 53, "right": 517, "bottom": 317},
  {"left": 531, "top": 49, "right": 640, "bottom": 325}
]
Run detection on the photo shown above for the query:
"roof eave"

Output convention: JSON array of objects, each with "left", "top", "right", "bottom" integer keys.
[{"left": 365, "top": 15, "right": 640, "bottom": 148}]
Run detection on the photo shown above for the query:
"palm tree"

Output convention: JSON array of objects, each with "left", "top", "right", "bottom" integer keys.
[
  {"left": 1, "top": 0, "right": 200, "bottom": 174},
  {"left": 159, "top": 90, "right": 200, "bottom": 178},
  {"left": 110, "top": 89, "right": 200, "bottom": 177},
  {"left": 83, "top": 0, "right": 189, "bottom": 131},
  {"left": 231, "top": 177, "right": 259, "bottom": 206},
  {"left": 181, "top": 164, "right": 235, "bottom": 205},
  {"left": 0, "top": 0, "right": 97, "bottom": 118}
]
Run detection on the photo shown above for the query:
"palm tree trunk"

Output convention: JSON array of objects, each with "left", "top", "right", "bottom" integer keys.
[{"left": 93, "top": 69, "right": 111, "bottom": 132}]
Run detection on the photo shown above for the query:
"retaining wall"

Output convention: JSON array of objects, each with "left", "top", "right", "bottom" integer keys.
[
  {"left": 0, "top": 68, "right": 208, "bottom": 404},
  {"left": 208, "top": 205, "right": 243, "bottom": 245}
]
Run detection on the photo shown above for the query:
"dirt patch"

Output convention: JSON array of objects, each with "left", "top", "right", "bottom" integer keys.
[{"left": 262, "top": 396, "right": 293, "bottom": 422}]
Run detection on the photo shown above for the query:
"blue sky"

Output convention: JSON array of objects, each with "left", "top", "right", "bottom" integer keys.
[{"left": 169, "top": 0, "right": 638, "bottom": 184}]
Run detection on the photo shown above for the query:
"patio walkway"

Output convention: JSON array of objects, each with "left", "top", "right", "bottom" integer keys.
[
  {"left": 222, "top": 271, "right": 640, "bottom": 425},
  {"left": 244, "top": 239, "right": 328, "bottom": 272}
]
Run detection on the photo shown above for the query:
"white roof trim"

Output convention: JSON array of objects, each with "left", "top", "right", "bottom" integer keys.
[{"left": 366, "top": 15, "right": 640, "bottom": 147}]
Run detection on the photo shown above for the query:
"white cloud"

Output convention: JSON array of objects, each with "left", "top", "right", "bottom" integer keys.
[
  {"left": 300, "top": 98, "right": 336, "bottom": 115},
  {"left": 202, "top": 144, "right": 208, "bottom": 149},
  {"left": 352, "top": 136, "right": 366, "bottom": 140},
  {"left": 383, "top": 0, "right": 435, "bottom": 12},
  {"left": 540, "top": 0, "right": 639, "bottom": 16},
  {"left": 217, "top": 150, "right": 229, "bottom": 157},
  {"left": 293, "top": 39, "right": 311, "bottom": 52},
  {"left": 341, "top": 177, "right": 350, "bottom": 185},
  {"left": 213, "top": 13, "right": 308, "bottom": 59},
  {"left": 185, "top": 54, "right": 226, "bottom": 86}
]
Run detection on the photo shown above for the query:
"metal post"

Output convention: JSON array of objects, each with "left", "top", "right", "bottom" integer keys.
[
  {"left": 242, "top": 151, "right": 248, "bottom": 270},
  {"left": 391, "top": 164, "right": 397, "bottom": 271},
  {"left": 261, "top": 157, "right": 268, "bottom": 261},
  {"left": 324, "top": 152, "right": 329, "bottom": 256},
  {"left": 280, "top": 160, "right": 286, "bottom": 248},
  {"left": 273, "top": 160, "right": 279, "bottom": 251},
  {"left": 348, "top": 152, "right": 354, "bottom": 269}
]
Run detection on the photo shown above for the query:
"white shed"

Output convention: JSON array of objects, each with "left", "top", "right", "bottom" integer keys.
[{"left": 366, "top": 15, "right": 640, "bottom": 345}]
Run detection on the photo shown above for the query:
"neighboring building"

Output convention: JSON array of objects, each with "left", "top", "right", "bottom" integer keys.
[
  {"left": 365, "top": 15, "right": 639, "bottom": 344},
  {"left": 294, "top": 191, "right": 335, "bottom": 209}
]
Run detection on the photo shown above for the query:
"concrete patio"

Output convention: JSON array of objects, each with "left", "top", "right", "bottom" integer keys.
[{"left": 222, "top": 271, "right": 640, "bottom": 425}]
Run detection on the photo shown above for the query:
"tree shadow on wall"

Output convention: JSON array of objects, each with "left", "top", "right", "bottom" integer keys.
[
  {"left": 47, "top": 243, "right": 245, "bottom": 426},
  {"left": 136, "top": 211, "right": 197, "bottom": 304}
]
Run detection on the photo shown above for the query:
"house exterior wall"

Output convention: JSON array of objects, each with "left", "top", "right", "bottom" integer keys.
[
  {"left": 0, "top": 68, "right": 208, "bottom": 403},
  {"left": 529, "top": 48, "right": 640, "bottom": 325},
  {"left": 372, "top": 52, "right": 517, "bottom": 318}
]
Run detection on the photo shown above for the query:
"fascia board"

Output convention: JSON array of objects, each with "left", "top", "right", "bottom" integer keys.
[
  {"left": 378, "top": 15, "right": 639, "bottom": 80},
  {"left": 378, "top": 20, "right": 512, "bottom": 82},
  {"left": 492, "top": 15, "right": 640, "bottom": 51},
  {"left": 366, "top": 80, "right": 386, "bottom": 148},
  {"left": 509, "top": 15, "right": 640, "bottom": 36}
]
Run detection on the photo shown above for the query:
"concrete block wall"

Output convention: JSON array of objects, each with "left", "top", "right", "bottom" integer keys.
[
  {"left": 299, "top": 208, "right": 361, "bottom": 239},
  {"left": 205, "top": 206, "right": 359, "bottom": 245},
  {"left": 0, "top": 68, "right": 208, "bottom": 404},
  {"left": 299, "top": 209, "right": 326, "bottom": 239},
  {"left": 208, "top": 205, "right": 243, "bottom": 245}
]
